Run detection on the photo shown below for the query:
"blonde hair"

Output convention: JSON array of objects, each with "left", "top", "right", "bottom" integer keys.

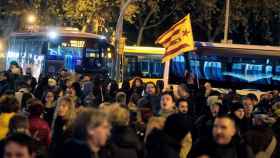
[
  {"left": 72, "top": 108, "right": 110, "bottom": 141},
  {"left": 51, "top": 96, "right": 76, "bottom": 133},
  {"left": 144, "top": 116, "right": 166, "bottom": 142},
  {"left": 110, "top": 106, "right": 130, "bottom": 126}
]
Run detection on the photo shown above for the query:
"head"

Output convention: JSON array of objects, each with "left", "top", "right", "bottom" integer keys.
[
  {"left": 177, "top": 84, "right": 190, "bottom": 98},
  {"left": 45, "top": 91, "right": 55, "bottom": 103},
  {"left": 210, "top": 103, "right": 221, "bottom": 117},
  {"left": 230, "top": 102, "right": 245, "bottom": 119},
  {"left": 163, "top": 113, "right": 192, "bottom": 142},
  {"left": 27, "top": 100, "right": 44, "bottom": 117},
  {"left": 160, "top": 91, "right": 175, "bottom": 112},
  {"left": 145, "top": 117, "right": 166, "bottom": 141},
  {"left": 3, "top": 133, "right": 36, "bottom": 158},
  {"left": 110, "top": 106, "right": 130, "bottom": 126},
  {"left": 9, "top": 61, "right": 19, "bottom": 70},
  {"left": 56, "top": 96, "right": 76, "bottom": 120},
  {"left": 246, "top": 93, "right": 258, "bottom": 105},
  {"left": 72, "top": 108, "right": 111, "bottom": 151},
  {"left": 212, "top": 115, "right": 237, "bottom": 145},
  {"left": 243, "top": 96, "right": 254, "bottom": 117},
  {"left": 115, "top": 92, "right": 127, "bottom": 106},
  {"left": 132, "top": 77, "right": 143, "bottom": 88},
  {"left": 177, "top": 98, "right": 189, "bottom": 114},
  {"left": 48, "top": 78, "right": 57, "bottom": 88},
  {"left": 68, "top": 82, "right": 82, "bottom": 97},
  {"left": 8, "top": 114, "right": 29, "bottom": 135},
  {"left": 145, "top": 82, "right": 157, "bottom": 96},
  {"left": 204, "top": 82, "right": 212, "bottom": 91},
  {"left": 156, "top": 80, "right": 164, "bottom": 92},
  {"left": 0, "top": 95, "right": 20, "bottom": 113}
]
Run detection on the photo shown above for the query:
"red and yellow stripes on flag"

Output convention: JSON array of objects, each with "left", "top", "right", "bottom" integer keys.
[{"left": 155, "top": 14, "right": 195, "bottom": 62}]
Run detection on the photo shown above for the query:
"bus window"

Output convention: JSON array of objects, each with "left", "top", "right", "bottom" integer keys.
[{"left": 7, "top": 37, "right": 45, "bottom": 78}]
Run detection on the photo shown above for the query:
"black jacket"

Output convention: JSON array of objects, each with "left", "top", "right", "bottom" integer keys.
[
  {"left": 137, "top": 95, "right": 161, "bottom": 115},
  {"left": 61, "top": 138, "right": 112, "bottom": 158},
  {"left": 145, "top": 129, "right": 181, "bottom": 158},
  {"left": 110, "top": 125, "right": 143, "bottom": 158},
  {"left": 188, "top": 136, "right": 255, "bottom": 158}
]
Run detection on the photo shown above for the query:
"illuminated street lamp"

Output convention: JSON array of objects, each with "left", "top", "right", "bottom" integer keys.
[{"left": 26, "top": 14, "right": 37, "bottom": 24}]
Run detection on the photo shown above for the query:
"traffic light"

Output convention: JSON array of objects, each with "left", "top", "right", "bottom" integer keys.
[{"left": 118, "top": 37, "right": 126, "bottom": 55}]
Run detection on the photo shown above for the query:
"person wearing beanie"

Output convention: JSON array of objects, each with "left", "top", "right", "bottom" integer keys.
[
  {"left": 229, "top": 102, "right": 248, "bottom": 134},
  {"left": 146, "top": 113, "right": 193, "bottom": 158}
]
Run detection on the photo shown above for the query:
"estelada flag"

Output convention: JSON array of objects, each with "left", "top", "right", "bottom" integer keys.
[{"left": 155, "top": 14, "right": 195, "bottom": 62}]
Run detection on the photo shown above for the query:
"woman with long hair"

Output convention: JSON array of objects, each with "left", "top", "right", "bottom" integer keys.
[{"left": 50, "top": 96, "right": 76, "bottom": 158}]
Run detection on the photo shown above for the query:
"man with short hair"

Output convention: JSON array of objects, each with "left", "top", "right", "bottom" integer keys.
[
  {"left": 3, "top": 133, "right": 37, "bottom": 158},
  {"left": 188, "top": 115, "right": 254, "bottom": 158}
]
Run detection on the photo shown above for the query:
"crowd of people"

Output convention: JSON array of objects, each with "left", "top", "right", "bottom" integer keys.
[{"left": 0, "top": 61, "right": 279, "bottom": 158}]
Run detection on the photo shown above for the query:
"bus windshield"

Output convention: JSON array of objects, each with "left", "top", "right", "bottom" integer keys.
[{"left": 7, "top": 31, "right": 113, "bottom": 79}]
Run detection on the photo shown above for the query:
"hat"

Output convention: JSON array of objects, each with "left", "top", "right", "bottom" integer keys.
[
  {"left": 230, "top": 102, "right": 244, "bottom": 113},
  {"left": 163, "top": 113, "right": 193, "bottom": 142},
  {"left": 48, "top": 78, "right": 57, "bottom": 87}
]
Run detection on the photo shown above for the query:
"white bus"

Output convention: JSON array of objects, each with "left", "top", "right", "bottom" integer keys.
[{"left": 163, "top": 42, "right": 280, "bottom": 91}]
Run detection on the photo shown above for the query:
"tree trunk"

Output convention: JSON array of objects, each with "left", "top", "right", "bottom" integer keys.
[
  {"left": 136, "top": 9, "right": 155, "bottom": 46},
  {"left": 136, "top": 26, "right": 145, "bottom": 46}
]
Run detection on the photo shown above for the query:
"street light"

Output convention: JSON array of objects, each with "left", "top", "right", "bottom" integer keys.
[{"left": 26, "top": 14, "right": 36, "bottom": 24}]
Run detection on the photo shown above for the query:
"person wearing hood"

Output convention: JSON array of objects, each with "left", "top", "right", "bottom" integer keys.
[
  {"left": 145, "top": 113, "right": 193, "bottom": 158},
  {"left": 229, "top": 102, "right": 247, "bottom": 135},
  {"left": 23, "top": 67, "right": 37, "bottom": 93}
]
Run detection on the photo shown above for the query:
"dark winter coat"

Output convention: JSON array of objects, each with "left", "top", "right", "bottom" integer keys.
[
  {"left": 188, "top": 136, "right": 255, "bottom": 158},
  {"left": 145, "top": 129, "right": 182, "bottom": 158},
  {"left": 110, "top": 125, "right": 143, "bottom": 158},
  {"left": 61, "top": 138, "right": 112, "bottom": 158}
]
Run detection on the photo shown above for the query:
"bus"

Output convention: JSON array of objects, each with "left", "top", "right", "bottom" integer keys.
[
  {"left": 6, "top": 27, "right": 113, "bottom": 79},
  {"left": 123, "top": 46, "right": 165, "bottom": 83},
  {"left": 165, "top": 42, "right": 280, "bottom": 91}
]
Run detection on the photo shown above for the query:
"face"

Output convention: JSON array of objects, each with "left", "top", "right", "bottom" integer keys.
[
  {"left": 88, "top": 120, "right": 111, "bottom": 148},
  {"left": 197, "top": 155, "right": 210, "bottom": 158},
  {"left": 135, "top": 80, "right": 142, "bottom": 87},
  {"left": 177, "top": 86, "right": 189, "bottom": 98},
  {"left": 67, "top": 87, "right": 76, "bottom": 97},
  {"left": 160, "top": 94, "right": 175, "bottom": 111},
  {"left": 45, "top": 92, "right": 54, "bottom": 102},
  {"left": 210, "top": 105, "right": 220, "bottom": 117},
  {"left": 234, "top": 108, "right": 245, "bottom": 119},
  {"left": 213, "top": 118, "right": 236, "bottom": 145},
  {"left": 58, "top": 101, "right": 70, "bottom": 117},
  {"left": 178, "top": 101, "right": 188, "bottom": 114},
  {"left": 4, "top": 142, "right": 34, "bottom": 158},
  {"left": 243, "top": 99, "right": 254, "bottom": 116},
  {"left": 146, "top": 84, "right": 156, "bottom": 95},
  {"left": 204, "top": 82, "right": 211, "bottom": 90}
]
